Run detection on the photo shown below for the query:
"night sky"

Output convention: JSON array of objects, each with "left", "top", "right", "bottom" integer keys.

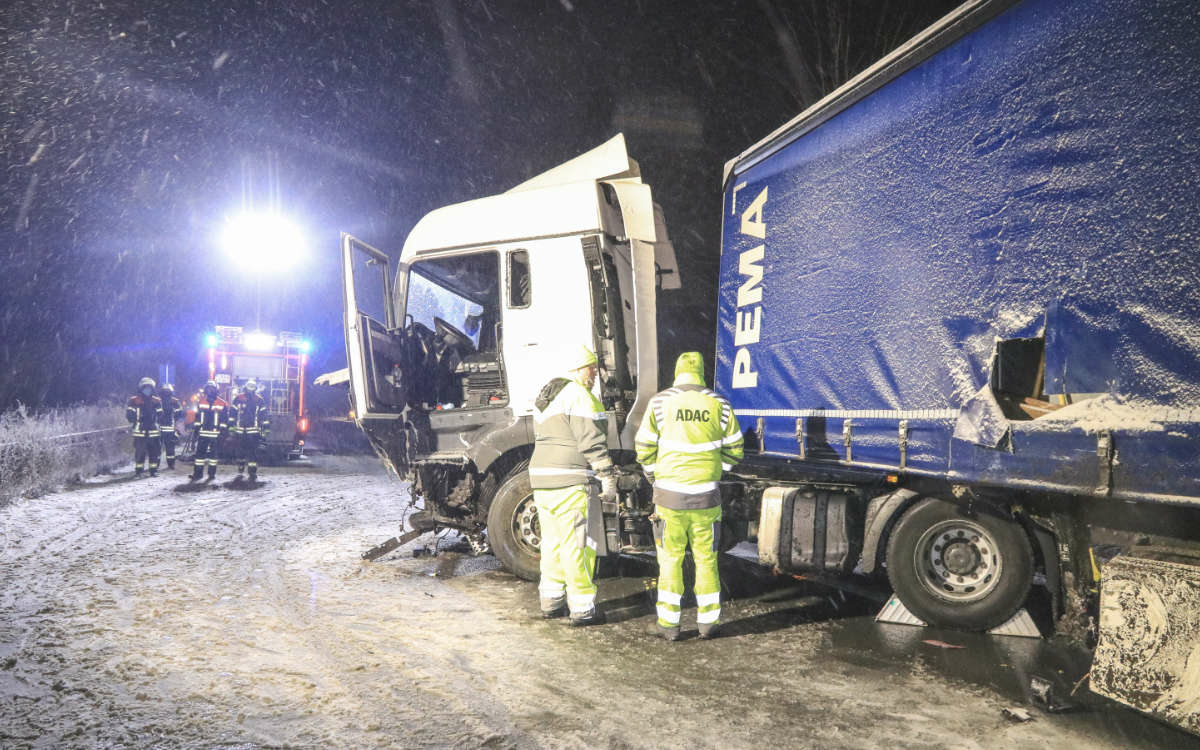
[{"left": 1, "top": 0, "right": 957, "bottom": 412}]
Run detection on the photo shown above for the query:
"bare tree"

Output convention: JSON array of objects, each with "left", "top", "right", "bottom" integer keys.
[{"left": 757, "top": 0, "right": 954, "bottom": 109}]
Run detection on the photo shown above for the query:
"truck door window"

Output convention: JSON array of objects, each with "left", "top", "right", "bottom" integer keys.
[
  {"left": 405, "top": 251, "right": 507, "bottom": 409},
  {"left": 406, "top": 252, "right": 499, "bottom": 352},
  {"left": 507, "top": 249, "right": 531, "bottom": 308},
  {"left": 347, "top": 248, "right": 393, "bottom": 329}
]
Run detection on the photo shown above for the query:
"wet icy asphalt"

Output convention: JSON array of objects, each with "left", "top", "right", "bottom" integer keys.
[{"left": 0, "top": 456, "right": 1193, "bottom": 749}]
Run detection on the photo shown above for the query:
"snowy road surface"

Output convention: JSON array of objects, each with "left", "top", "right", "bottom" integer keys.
[{"left": 0, "top": 456, "right": 1191, "bottom": 749}]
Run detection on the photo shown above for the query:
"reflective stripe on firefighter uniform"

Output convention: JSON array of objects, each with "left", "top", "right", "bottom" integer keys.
[
  {"left": 126, "top": 394, "right": 163, "bottom": 438},
  {"left": 230, "top": 393, "right": 270, "bottom": 435},
  {"left": 127, "top": 394, "right": 163, "bottom": 472},
  {"left": 157, "top": 395, "right": 182, "bottom": 463},
  {"left": 157, "top": 396, "right": 182, "bottom": 435},
  {"left": 193, "top": 397, "right": 229, "bottom": 471},
  {"left": 635, "top": 352, "right": 744, "bottom": 629},
  {"left": 529, "top": 377, "right": 612, "bottom": 616},
  {"left": 195, "top": 398, "right": 229, "bottom": 438},
  {"left": 231, "top": 393, "right": 269, "bottom": 474}
]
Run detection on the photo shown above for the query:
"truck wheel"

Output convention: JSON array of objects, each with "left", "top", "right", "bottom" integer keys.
[
  {"left": 885, "top": 497, "right": 1032, "bottom": 631},
  {"left": 485, "top": 463, "right": 540, "bottom": 581}
]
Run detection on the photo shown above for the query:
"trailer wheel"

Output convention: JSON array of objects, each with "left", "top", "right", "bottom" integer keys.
[
  {"left": 485, "top": 462, "right": 540, "bottom": 581},
  {"left": 886, "top": 497, "right": 1032, "bottom": 631}
]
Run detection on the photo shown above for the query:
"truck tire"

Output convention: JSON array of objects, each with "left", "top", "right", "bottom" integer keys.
[
  {"left": 885, "top": 497, "right": 1032, "bottom": 631},
  {"left": 485, "top": 463, "right": 540, "bottom": 582}
]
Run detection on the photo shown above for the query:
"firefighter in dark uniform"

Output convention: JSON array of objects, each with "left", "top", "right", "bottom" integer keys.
[
  {"left": 126, "top": 377, "right": 163, "bottom": 477},
  {"left": 157, "top": 383, "right": 183, "bottom": 470},
  {"left": 231, "top": 379, "right": 270, "bottom": 481},
  {"left": 191, "top": 379, "right": 229, "bottom": 482}
]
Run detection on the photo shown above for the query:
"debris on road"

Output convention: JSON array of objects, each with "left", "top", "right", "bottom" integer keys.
[
  {"left": 1003, "top": 707, "right": 1034, "bottom": 722},
  {"left": 1030, "top": 675, "right": 1079, "bottom": 714},
  {"left": 361, "top": 527, "right": 425, "bottom": 561},
  {"left": 922, "top": 639, "right": 966, "bottom": 649}
]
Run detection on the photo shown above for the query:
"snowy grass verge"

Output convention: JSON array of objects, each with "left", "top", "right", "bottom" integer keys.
[{"left": 0, "top": 404, "right": 129, "bottom": 505}]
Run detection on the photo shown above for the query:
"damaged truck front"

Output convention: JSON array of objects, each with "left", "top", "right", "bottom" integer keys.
[{"left": 339, "top": 135, "right": 679, "bottom": 578}]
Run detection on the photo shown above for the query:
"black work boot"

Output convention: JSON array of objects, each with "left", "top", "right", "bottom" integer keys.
[
  {"left": 568, "top": 608, "right": 606, "bottom": 627},
  {"left": 167, "top": 459, "right": 175, "bottom": 469},
  {"left": 539, "top": 596, "right": 567, "bottom": 619},
  {"left": 697, "top": 622, "right": 720, "bottom": 640},
  {"left": 248, "top": 467, "right": 257, "bottom": 482},
  {"left": 135, "top": 466, "right": 144, "bottom": 478},
  {"left": 654, "top": 623, "right": 682, "bottom": 642},
  {"left": 206, "top": 467, "right": 217, "bottom": 482},
  {"left": 149, "top": 467, "right": 158, "bottom": 477}
]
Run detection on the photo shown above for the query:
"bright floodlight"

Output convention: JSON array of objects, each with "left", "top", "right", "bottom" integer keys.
[
  {"left": 221, "top": 212, "right": 306, "bottom": 272},
  {"left": 204, "top": 333, "right": 219, "bottom": 348},
  {"left": 244, "top": 331, "right": 277, "bottom": 351}
]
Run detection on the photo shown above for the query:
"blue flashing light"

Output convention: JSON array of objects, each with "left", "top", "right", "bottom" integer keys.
[
  {"left": 299, "top": 339, "right": 312, "bottom": 353},
  {"left": 204, "top": 333, "right": 219, "bottom": 348}
]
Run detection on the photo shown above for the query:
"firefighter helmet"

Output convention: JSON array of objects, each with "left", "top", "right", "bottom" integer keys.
[
  {"left": 204, "top": 379, "right": 218, "bottom": 392},
  {"left": 138, "top": 376, "right": 156, "bottom": 389},
  {"left": 161, "top": 383, "right": 174, "bottom": 393},
  {"left": 244, "top": 379, "right": 258, "bottom": 393}
]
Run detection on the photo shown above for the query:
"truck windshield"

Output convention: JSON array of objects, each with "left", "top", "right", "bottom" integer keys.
[{"left": 405, "top": 251, "right": 499, "bottom": 351}]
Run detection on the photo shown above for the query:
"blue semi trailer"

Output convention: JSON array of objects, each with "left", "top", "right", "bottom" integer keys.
[
  {"left": 337, "top": 0, "right": 1199, "bottom": 733},
  {"left": 717, "top": 0, "right": 1200, "bottom": 731}
]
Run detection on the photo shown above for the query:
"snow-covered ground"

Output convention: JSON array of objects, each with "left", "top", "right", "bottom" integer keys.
[{"left": 0, "top": 456, "right": 1185, "bottom": 748}]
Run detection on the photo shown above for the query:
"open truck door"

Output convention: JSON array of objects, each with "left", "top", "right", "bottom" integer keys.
[
  {"left": 341, "top": 233, "right": 407, "bottom": 420},
  {"left": 341, "top": 233, "right": 433, "bottom": 475}
]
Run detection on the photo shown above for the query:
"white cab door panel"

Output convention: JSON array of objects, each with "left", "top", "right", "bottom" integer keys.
[{"left": 501, "top": 236, "right": 594, "bottom": 416}]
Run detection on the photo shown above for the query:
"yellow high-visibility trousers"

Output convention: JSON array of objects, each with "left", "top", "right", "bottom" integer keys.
[
  {"left": 654, "top": 504, "right": 721, "bottom": 628},
  {"left": 535, "top": 485, "right": 597, "bottom": 616}
]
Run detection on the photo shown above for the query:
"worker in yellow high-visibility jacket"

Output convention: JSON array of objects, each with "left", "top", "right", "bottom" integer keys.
[
  {"left": 636, "top": 352, "right": 744, "bottom": 640},
  {"left": 529, "top": 345, "right": 615, "bottom": 626}
]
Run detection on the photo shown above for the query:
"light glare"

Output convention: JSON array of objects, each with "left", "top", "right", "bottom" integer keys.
[
  {"left": 244, "top": 331, "right": 277, "bottom": 351},
  {"left": 220, "top": 212, "right": 306, "bottom": 271}
]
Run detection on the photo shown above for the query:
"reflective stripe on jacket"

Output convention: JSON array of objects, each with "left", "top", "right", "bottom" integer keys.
[
  {"left": 126, "top": 395, "right": 163, "bottom": 437},
  {"left": 635, "top": 383, "right": 743, "bottom": 509},
  {"left": 230, "top": 393, "right": 270, "bottom": 434},
  {"left": 194, "top": 397, "right": 229, "bottom": 438},
  {"left": 157, "top": 396, "right": 182, "bottom": 430},
  {"left": 529, "top": 378, "right": 612, "bottom": 489}
]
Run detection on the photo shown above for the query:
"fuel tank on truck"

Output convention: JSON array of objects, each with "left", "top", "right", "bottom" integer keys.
[{"left": 715, "top": 0, "right": 1200, "bottom": 505}]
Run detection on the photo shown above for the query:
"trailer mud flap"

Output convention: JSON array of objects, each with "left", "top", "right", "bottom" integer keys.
[{"left": 1090, "top": 548, "right": 1200, "bottom": 736}]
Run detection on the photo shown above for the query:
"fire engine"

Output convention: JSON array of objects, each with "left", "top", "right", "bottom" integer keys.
[{"left": 186, "top": 325, "right": 312, "bottom": 461}]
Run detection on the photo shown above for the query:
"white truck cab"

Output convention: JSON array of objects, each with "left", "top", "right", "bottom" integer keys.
[{"left": 339, "top": 135, "right": 678, "bottom": 575}]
